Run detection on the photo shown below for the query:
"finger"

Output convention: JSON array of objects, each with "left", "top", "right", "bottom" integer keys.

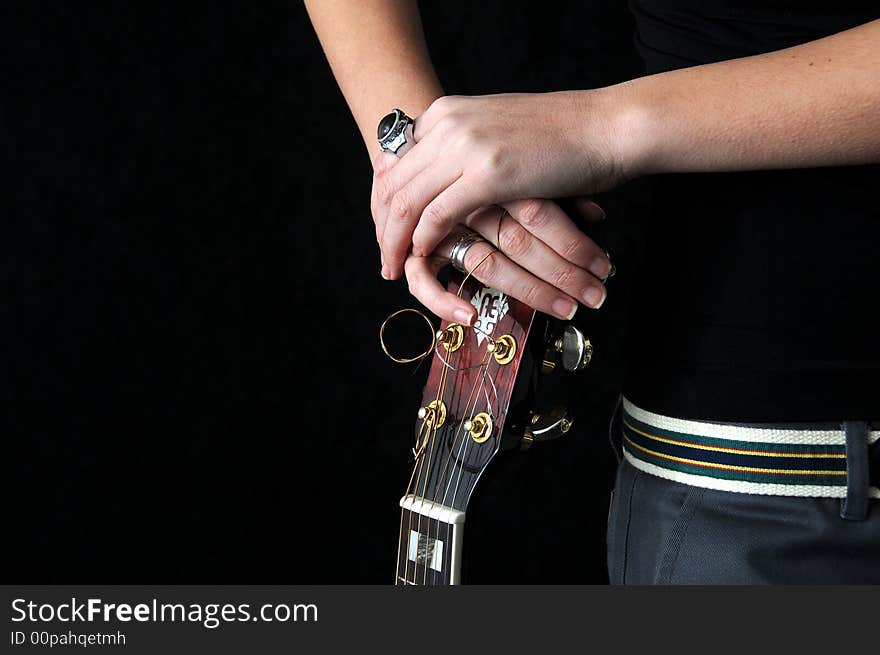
[
  {"left": 573, "top": 196, "right": 606, "bottom": 223},
  {"left": 454, "top": 237, "right": 580, "bottom": 321},
  {"left": 412, "top": 95, "right": 459, "bottom": 142},
  {"left": 376, "top": 132, "right": 457, "bottom": 279},
  {"left": 568, "top": 197, "right": 615, "bottom": 281},
  {"left": 570, "top": 196, "right": 615, "bottom": 280},
  {"left": 409, "top": 174, "right": 491, "bottom": 260},
  {"left": 467, "top": 206, "right": 607, "bottom": 309},
  {"left": 370, "top": 178, "right": 385, "bottom": 275},
  {"left": 371, "top": 153, "right": 400, "bottom": 277},
  {"left": 381, "top": 162, "right": 465, "bottom": 280},
  {"left": 372, "top": 150, "right": 399, "bottom": 177},
  {"left": 381, "top": 120, "right": 454, "bottom": 197},
  {"left": 502, "top": 198, "right": 611, "bottom": 278},
  {"left": 404, "top": 255, "right": 477, "bottom": 326}
]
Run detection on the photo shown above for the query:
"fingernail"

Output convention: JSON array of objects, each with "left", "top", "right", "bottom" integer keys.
[
  {"left": 589, "top": 257, "right": 612, "bottom": 279},
  {"left": 552, "top": 298, "right": 578, "bottom": 320},
  {"left": 585, "top": 199, "right": 606, "bottom": 220},
  {"left": 453, "top": 308, "right": 474, "bottom": 326},
  {"left": 381, "top": 266, "right": 390, "bottom": 280},
  {"left": 583, "top": 286, "right": 606, "bottom": 309}
]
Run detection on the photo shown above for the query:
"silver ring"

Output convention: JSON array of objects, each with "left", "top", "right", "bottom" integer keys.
[
  {"left": 449, "top": 230, "right": 488, "bottom": 274},
  {"left": 377, "top": 108, "right": 414, "bottom": 156}
]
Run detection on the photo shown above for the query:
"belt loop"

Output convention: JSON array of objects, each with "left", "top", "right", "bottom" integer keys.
[
  {"left": 608, "top": 394, "right": 624, "bottom": 463},
  {"left": 840, "top": 420, "right": 869, "bottom": 521}
]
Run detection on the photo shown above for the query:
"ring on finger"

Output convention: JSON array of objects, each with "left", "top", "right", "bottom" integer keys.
[
  {"left": 601, "top": 250, "right": 616, "bottom": 282},
  {"left": 450, "top": 229, "right": 493, "bottom": 274}
]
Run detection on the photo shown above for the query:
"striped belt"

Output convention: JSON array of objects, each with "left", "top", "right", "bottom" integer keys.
[{"left": 621, "top": 398, "right": 880, "bottom": 499}]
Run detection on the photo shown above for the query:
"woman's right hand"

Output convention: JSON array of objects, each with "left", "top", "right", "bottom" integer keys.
[{"left": 371, "top": 152, "right": 612, "bottom": 326}]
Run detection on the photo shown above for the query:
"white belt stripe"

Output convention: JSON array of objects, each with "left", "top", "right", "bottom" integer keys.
[{"left": 623, "top": 450, "right": 880, "bottom": 499}]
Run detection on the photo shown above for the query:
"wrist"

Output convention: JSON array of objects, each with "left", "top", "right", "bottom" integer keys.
[{"left": 587, "top": 80, "right": 661, "bottom": 182}]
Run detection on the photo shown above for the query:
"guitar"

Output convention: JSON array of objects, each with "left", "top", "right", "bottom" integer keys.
[{"left": 392, "top": 274, "right": 592, "bottom": 585}]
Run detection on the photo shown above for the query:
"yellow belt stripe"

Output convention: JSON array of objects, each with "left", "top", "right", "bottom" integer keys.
[
  {"left": 624, "top": 436, "right": 847, "bottom": 477},
  {"left": 623, "top": 418, "right": 846, "bottom": 459}
]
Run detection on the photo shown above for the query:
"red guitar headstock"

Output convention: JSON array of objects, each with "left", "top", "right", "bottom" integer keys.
[
  {"left": 406, "top": 273, "right": 536, "bottom": 514},
  {"left": 390, "top": 270, "right": 594, "bottom": 584}
]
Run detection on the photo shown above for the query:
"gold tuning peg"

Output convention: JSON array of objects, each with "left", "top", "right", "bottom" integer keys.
[
  {"left": 487, "top": 334, "right": 516, "bottom": 365},
  {"left": 435, "top": 323, "right": 464, "bottom": 352},
  {"left": 463, "top": 412, "right": 493, "bottom": 444},
  {"left": 417, "top": 399, "right": 447, "bottom": 428}
]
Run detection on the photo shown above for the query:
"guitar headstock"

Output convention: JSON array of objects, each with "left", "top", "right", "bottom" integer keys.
[{"left": 405, "top": 273, "right": 538, "bottom": 516}]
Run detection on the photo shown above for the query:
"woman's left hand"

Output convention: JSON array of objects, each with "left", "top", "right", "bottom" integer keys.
[{"left": 374, "top": 90, "right": 629, "bottom": 280}]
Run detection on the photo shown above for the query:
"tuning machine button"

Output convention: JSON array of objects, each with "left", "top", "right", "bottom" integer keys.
[
  {"left": 464, "top": 412, "right": 493, "bottom": 444},
  {"left": 435, "top": 323, "right": 464, "bottom": 352},
  {"left": 487, "top": 334, "right": 516, "bottom": 365},
  {"left": 541, "top": 325, "right": 593, "bottom": 374},
  {"left": 521, "top": 406, "right": 572, "bottom": 449},
  {"left": 417, "top": 399, "right": 447, "bottom": 428}
]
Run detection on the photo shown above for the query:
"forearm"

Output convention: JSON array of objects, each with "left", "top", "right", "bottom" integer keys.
[
  {"left": 607, "top": 19, "right": 880, "bottom": 177},
  {"left": 304, "top": 0, "right": 443, "bottom": 160}
]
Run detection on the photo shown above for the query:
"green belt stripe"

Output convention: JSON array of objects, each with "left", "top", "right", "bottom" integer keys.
[
  {"left": 623, "top": 412, "right": 846, "bottom": 456},
  {"left": 623, "top": 440, "right": 847, "bottom": 487}
]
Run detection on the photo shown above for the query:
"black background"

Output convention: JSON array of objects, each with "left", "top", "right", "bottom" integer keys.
[{"left": 7, "top": 2, "right": 648, "bottom": 583}]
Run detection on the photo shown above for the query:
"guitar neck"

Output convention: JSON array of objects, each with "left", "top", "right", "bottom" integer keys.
[{"left": 395, "top": 495, "right": 465, "bottom": 586}]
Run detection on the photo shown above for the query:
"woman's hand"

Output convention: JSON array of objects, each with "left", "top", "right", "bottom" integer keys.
[
  {"left": 404, "top": 198, "right": 612, "bottom": 326},
  {"left": 373, "top": 90, "right": 628, "bottom": 282},
  {"left": 371, "top": 150, "right": 614, "bottom": 324}
]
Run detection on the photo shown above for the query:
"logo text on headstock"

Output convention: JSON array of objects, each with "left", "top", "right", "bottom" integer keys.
[{"left": 470, "top": 287, "right": 509, "bottom": 345}]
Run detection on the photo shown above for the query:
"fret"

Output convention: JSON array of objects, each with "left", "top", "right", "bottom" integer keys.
[{"left": 399, "top": 494, "right": 466, "bottom": 524}]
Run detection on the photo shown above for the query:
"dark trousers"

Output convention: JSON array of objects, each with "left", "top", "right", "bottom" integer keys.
[{"left": 606, "top": 404, "right": 880, "bottom": 584}]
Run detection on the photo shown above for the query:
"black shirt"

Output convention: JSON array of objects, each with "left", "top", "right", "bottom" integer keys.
[{"left": 623, "top": 1, "right": 880, "bottom": 421}]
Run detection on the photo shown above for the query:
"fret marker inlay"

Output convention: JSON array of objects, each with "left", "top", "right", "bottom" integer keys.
[{"left": 408, "top": 530, "right": 444, "bottom": 572}]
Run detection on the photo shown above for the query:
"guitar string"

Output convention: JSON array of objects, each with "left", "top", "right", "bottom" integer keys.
[
  {"left": 380, "top": 307, "right": 437, "bottom": 364},
  {"left": 394, "top": 421, "right": 428, "bottom": 585},
  {"left": 430, "top": 243, "right": 507, "bottom": 584},
  {"left": 409, "top": 353, "right": 499, "bottom": 584},
  {"left": 393, "top": 343, "right": 449, "bottom": 585},
  {"left": 381, "top": 306, "right": 446, "bottom": 584},
  {"left": 413, "top": 350, "right": 452, "bottom": 584},
  {"left": 406, "top": 355, "right": 450, "bottom": 585},
  {"left": 432, "top": 344, "right": 469, "bottom": 585},
  {"left": 409, "top": 311, "right": 467, "bottom": 584},
  {"left": 423, "top": 351, "right": 490, "bottom": 585},
  {"left": 447, "top": 366, "right": 488, "bottom": 519},
  {"left": 403, "top": 247, "right": 497, "bottom": 585},
  {"left": 402, "top": 379, "right": 442, "bottom": 584},
  {"left": 436, "top": 358, "right": 492, "bottom": 584},
  {"left": 415, "top": 323, "right": 488, "bottom": 585},
  {"left": 423, "top": 344, "right": 469, "bottom": 586},
  {"left": 437, "top": 305, "right": 508, "bottom": 583},
  {"left": 442, "top": 360, "right": 504, "bottom": 585},
  {"left": 419, "top": 252, "right": 501, "bottom": 585}
]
